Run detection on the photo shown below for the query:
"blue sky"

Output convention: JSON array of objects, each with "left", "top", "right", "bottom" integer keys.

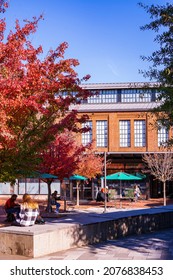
[{"left": 3, "top": 0, "right": 168, "bottom": 83}]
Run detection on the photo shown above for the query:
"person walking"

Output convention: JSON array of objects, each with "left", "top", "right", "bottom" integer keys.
[{"left": 134, "top": 185, "right": 141, "bottom": 202}]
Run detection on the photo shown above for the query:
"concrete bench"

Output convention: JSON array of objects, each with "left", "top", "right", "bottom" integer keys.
[{"left": 0, "top": 223, "right": 80, "bottom": 258}]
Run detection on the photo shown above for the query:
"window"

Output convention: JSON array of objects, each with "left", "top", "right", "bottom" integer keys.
[
  {"left": 134, "top": 120, "right": 146, "bottom": 147},
  {"left": 158, "top": 121, "right": 169, "bottom": 146},
  {"left": 86, "top": 90, "right": 117, "bottom": 103},
  {"left": 121, "top": 89, "right": 152, "bottom": 102},
  {"left": 82, "top": 121, "right": 92, "bottom": 145},
  {"left": 119, "top": 120, "right": 131, "bottom": 147},
  {"left": 96, "top": 120, "right": 108, "bottom": 147}
]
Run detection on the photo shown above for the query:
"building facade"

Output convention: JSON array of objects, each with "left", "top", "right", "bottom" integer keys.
[
  {"left": 1, "top": 82, "right": 173, "bottom": 200},
  {"left": 71, "top": 82, "right": 173, "bottom": 199}
]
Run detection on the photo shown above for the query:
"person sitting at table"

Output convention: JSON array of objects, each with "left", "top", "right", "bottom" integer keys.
[
  {"left": 96, "top": 191, "right": 105, "bottom": 202},
  {"left": 4, "top": 194, "right": 20, "bottom": 221},
  {"left": 101, "top": 186, "right": 109, "bottom": 201},
  {"left": 51, "top": 191, "right": 61, "bottom": 213},
  {"left": 96, "top": 187, "right": 109, "bottom": 202},
  {"left": 13, "top": 193, "right": 39, "bottom": 226}
]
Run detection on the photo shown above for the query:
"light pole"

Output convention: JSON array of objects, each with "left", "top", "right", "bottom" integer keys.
[{"left": 103, "top": 151, "right": 107, "bottom": 213}]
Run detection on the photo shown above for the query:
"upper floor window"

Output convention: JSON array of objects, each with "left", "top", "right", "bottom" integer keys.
[
  {"left": 119, "top": 120, "right": 131, "bottom": 147},
  {"left": 121, "top": 89, "right": 152, "bottom": 102},
  {"left": 87, "top": 90, "right": 118, "bottom": 104},
  {"left": 96, "top": 120, "right": 108, "bottom": 147},
  {"left": 134, "top": 120, "right": 146, "bottom": 147},
  {"left": 157, "top": 121, "right": 169, "bottom": 146},
  {"left": 82, "top": 121, "right": 92, "bottom": 145}
]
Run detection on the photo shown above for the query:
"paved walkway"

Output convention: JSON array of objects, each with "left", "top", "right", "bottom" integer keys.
[{"left": 35, "top": 227, "right": 173, "bottom": 260}]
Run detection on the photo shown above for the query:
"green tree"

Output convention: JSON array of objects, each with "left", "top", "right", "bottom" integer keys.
[{"left": 139, "top": 2, "right": 173, "bottom": 131}]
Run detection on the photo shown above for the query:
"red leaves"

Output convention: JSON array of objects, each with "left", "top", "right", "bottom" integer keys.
[
  {"left": 0, "top": 7, "right": 92, "bottom": 181},
  {"left": 75, "top": 144, "right": 103, "bottom": 179},
  {"left": 39, "top": 130, "right": 86, "bottom": 180},
  {"left": 39, "top": 131, "right": 103, "bottom": 181}
]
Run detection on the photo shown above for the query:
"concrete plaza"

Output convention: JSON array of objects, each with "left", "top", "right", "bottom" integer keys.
[
  {"left": 0, "top": 198, "right": 173, "bottom": 260},
  {"left": 36, "top": 204, "right": 173, "bottom": 260}
]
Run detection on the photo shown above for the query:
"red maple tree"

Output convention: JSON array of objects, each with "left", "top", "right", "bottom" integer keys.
[
  {"left": 38, "top": 131, "right": 103, "bottom": 210},
  {"left": 0, "top": 3, "right": 91, "bottom": 182},
  {"left": 38, "top": 129, "right": 86, "bottom": 211},
  {"left": 76, "top": 145, "right": 103, "bottom": 179},
  {"left": 74, "top": 144, "right": 103, "bottom": 206}
]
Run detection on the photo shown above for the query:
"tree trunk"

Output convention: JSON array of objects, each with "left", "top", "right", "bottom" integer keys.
[
  {"left": 76, "top": 181, "right": 80, "bottom": 206},
  {"left": 46, "top": 181, "right": 52, "bottom": 212},
  {"left": 163, "top": 181, "right": 166, "bottom": 206},
  {"left": 63, "top": 182, "right": 67, "bottom": 212},
  {"left": 60, "top": 180, "right": 67, "bottom": 212}
]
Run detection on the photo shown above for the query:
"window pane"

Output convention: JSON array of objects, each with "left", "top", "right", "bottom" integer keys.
[
  {"left": 86, "top": 90, "right": 117, "bottom": 104},
  {"left": 134, "top": 120, "right": 146, "bottom": 147},
  {"left": 96, "top": 120, "right": 108, "bottom": 147},
  {"left": 82, "top": 121, "right": 92, "bottom": 145},
  {"left": 158, "top": 121, "right": 169, "bottom": 146},
  {"left": 121, "top": 89, "right": 152, "bottom": 102},
  {"left": 119, "top": 120, "right": 131, "bottom": 147}
]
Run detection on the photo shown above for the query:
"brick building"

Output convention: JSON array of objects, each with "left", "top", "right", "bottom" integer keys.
[
  {"left": 1, "top": 82, "right": 173, "bottom": 199},
  {"left": 71, "top": 82, "right": 173, "bottom": 199}
]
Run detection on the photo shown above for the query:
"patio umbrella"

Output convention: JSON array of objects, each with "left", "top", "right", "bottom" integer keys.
[
  {"left": 37, "top": 173, "right": 58, "bottom": 179},
  {"left": 69, "top": 174, "right": 87, "bottom": 180},
  {"left": 104, "top": 172, "right": 141, "bottom": 199},
  {"left": 135, "top": 172, "right": 146, "bottom": 179},
  {"left": 69, "top": 174, "right": 87, "bottom": 206},
  {"left": 30, "top": 171, "right": 58, "bottom": 179},
  {"left": 105, "top": 171, "right": 141, "bottom": 181}
]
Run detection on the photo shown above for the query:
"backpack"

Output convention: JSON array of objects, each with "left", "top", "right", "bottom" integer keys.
[
  {"left": 35, "top": 215, "right": 45, "bottom": 224},
  {"left": 6, "top": 213, "right": 16, "bottom": 222}
]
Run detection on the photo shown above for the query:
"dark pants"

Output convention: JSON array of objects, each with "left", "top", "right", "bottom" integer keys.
[
  {"left": 5, "top": 207, "right": 20, "bottom": 219},
  {"left": 96, "top": 192, "right": 108, "bottom": 202},
  {"left": 51, "top": 202, "right": 60, "bottom": 211}
]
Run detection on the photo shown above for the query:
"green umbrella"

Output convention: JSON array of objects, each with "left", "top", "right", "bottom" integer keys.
[
  {"left": 105, "top": 172, "right": 142, "bottom": 181},
  {"left": 69, "top": 174, "right": 87, "bottom": 180},
  {"left": 69, "top": 174, "right": 87, "bottom": 206},
  {"left": 30, "top": 171, "right": 58, "bottom": 179},
  {"left": 135, "top": 172, "right": 146, "bottom": 179},
  {"left": 103, "top": 172, "right": 141, "bottom": 201},
  {"left": 37, "top": 173, "right": 58, "bottom": 179}
]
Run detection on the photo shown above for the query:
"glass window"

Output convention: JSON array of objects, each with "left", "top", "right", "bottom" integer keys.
[
  {"left": 96, "top": 120, "right": 108, "bottom": 147},
  {"left": 119, "top": 120, "right": 131, "bottom": 147},
  {"left": 134, "top": 120, "right": 146, "bottom": 147},
  {"left": 82, "top": 121, "right": 92, "bottom": 145},
  {"left": 158, "top": 122, "right": 169, "bottom": 146},
  {"left": 86, "top": 90, "right": 117, "bottom": 103},
  {"left": 0, "top": 182, "right": 17, "bottom": 194},
  {"left": 25, "top": 178, "right": 39, "bottom": 194},
  {"left": 121, "top": 89, "right": 152, "bottom": 102}
]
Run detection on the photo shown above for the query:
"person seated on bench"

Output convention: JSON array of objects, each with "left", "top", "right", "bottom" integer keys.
[
  {"left": 96, "top": 187, "right": 109, "bottom": 202},
  {"left": 96, "top": 191, "right": 105, "bottom": 202},
  {"left": 101, "top": 186, "right": 109, "bottom": 202},
  {"left": 122, "top": 189, "right": 126, "bottom": 197},
  {"left": 51, "top": 191, "right": 61, "bottom": 213},
  {"left": 4, "top": 194, "right": 20, "bottom": 221},
  {"left": 13, "top": 193, "right": 39, "bottom": 226}
]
